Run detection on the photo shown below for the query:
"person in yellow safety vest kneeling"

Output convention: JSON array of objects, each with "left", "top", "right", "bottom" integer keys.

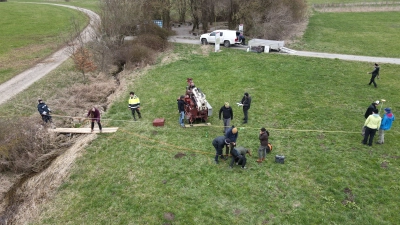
[{"left": 128, "top": 92, "right": 141, "bottom": 121}]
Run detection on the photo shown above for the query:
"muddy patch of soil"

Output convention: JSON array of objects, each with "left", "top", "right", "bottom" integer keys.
[
  {"left": 342, "top": 187, "right": 355, "bottom": 205},
  {"left": 174, "top": 152, "right": 186, "bottom": 159}
]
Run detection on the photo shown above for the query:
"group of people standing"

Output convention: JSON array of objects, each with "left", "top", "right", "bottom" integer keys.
[
  {"left": 218, "top": 92, "right": 252, "bottom": 131},
  {"left": 362, "top": 100, "right": 395, "bottom": 146}
]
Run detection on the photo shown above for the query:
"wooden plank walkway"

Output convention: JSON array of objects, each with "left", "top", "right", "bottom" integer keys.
[
  {"left": 184, "top": 123, "right": 211, "bottom": 128},
  {"left": 49, "top": 127, "right": 119, "bottom": 134}
]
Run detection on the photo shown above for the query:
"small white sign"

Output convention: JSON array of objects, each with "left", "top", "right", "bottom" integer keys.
[
  {"left": 215, "top": 32, "right": 220, "bottom": 52},
  {"left": 239, "top": 24, "right": 243, "bottom": 32}
]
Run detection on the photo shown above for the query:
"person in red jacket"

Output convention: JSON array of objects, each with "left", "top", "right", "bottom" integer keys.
[{"left": 87, "top": 107, "right": 102, "bottom": 133}]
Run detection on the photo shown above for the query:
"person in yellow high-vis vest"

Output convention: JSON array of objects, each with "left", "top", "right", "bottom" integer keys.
[{"left": 128, "top": 92, "right": 141, "bottom": 121}]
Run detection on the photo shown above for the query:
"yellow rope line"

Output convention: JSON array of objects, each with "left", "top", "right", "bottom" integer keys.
[{"left": 0, "top": 114, "right": 385, "bottom": 134}]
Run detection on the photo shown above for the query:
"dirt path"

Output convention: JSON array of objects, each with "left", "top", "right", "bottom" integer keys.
[
  {"left": 0, "top": 3, "right": 100, "bottom": 105},
  {"left": 1, "top": 3, "right": 400, "bottom": 224},
  {"left": 170, "top": 25, "right": 400, "bottom": 65}
]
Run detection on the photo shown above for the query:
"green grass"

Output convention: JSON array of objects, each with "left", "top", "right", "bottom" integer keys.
[
  {"left": 11, "top": 0, "right": 100, "bottom": 13},
  {"left": 36, "top": 44, "right": 400, "bottom": 224},
  {"left": 0, "top": 2, "right": 87, "bottom": 84},
  {"left": 291, "top": 11, "right": 400, "bottom": 57},
  {"left": 308, "top": 0, "right": 397, "bottom": 4}
]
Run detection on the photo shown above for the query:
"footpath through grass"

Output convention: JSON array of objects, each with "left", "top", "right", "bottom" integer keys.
[
  {"left": 11, "top": 0, "right": 100, "bottom": 12},
  {"left": 37, "top": 44, "right": 400, "bottom": 224},
  {"left": 292, "top": 11, "right": 400, "bottom": 57},
  {"left": 0, "top": 2, "right": 88, "bottom": 84}
]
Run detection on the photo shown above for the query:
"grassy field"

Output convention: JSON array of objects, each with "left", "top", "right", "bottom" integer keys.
[
  {"left": 291, "top": 11, "right": 400, "bottom": 57},
  {"left": 33, "top": 44, "right": 400, "bottom": 224},
  {"left": 11, "top": 0, "right": 100, "bottom": 12},
  {"left": 1, "top": 0, "right": 399, "bottom": 224},
  {"left": 0, "top": 2, "right": 87, "bottom": 84},
  {"left": 308, "top": 0, "right": 398, "bottom": 4}
]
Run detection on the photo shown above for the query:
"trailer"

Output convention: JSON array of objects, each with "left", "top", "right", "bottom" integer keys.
[{"left": 247, "top": 39, "right": 286, "bottom": 53}]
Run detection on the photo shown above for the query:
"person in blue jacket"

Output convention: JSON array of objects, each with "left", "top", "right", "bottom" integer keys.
[
  {"left": 224, "top": 126, "right": 238, "bottom": 156},
  {"left": 377, "top": 108, "right": 395, "bottom": 144},
  {"left": 37, "top": 99, "right": 52, "bottom": 123}
]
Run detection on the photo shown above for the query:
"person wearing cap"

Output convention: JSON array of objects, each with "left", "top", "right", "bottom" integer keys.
[
  {"left": 177, "top": 95, "right": 188, "bottom": 128},
  {"left": 229, "top": 146, "right": 251, "bottom": 169},
  {"left": 87, "top": 107, "right": 102, "bottom": 133},
  {"left": 240, "top": 92, "right": 252, "bottom": 124},
  {"left": 367, "top": 63, "right": 379, "bottom": 87},
  {"left": 362, "top": 109, "right": 381, "bottom": 146},
  {"left": 212, "top": 136, "right": 230, "bottom": 164},
  {"left": 257, "top": 127, "right": 270, "bottom": 163},
  {"left": 128, "top": 92, "right": 141, "bottom": 121},
  {"left": 224, "top": 126, "right": 238, "bottom": 156},
  {"left": 377, "top": 108, "right": 395, "bottom": 144},
  {"left": 363, "top": 100, "right": 380, "bottom": 136},
  {"left": 37, "top": 99, "right": 52, "bottom": 123},
  {"left": 219, "top": 102, "right": 234, "bottom": 134},
  {"left": 365, "top": 100, "right": 380, "bottom": 119}
]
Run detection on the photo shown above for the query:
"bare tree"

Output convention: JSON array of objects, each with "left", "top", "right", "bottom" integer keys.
[
  {"left": 189, "top": 0, "right": 201, "bottom": 31},
  {"left": 65, "top": 17, "right": 97, "bottom": 83},
  {"left": 174, "top": 0, "right": 188, "bottom": 23}
]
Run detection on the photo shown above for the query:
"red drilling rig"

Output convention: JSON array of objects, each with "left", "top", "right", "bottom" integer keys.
[{"left": 183, "top": 78, "right": 212, "bottom": 124}]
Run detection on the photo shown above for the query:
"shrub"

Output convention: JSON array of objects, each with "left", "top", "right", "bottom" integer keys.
[
  {"left": 134, "top": 34, "right": 169, "bottom": 51},
  {"left": 0, "top": 118, "right": 67, "bottom": 173}
]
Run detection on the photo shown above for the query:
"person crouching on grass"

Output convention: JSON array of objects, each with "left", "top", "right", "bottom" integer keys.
[
  {"left": 212, "top": 136, "right": 230, "bottom": 164},
  {"left": 362, "top": 109, "right": 381, "bottom": 146},
  {"left": 87, "top": 107, "right": 102, "bottom": 133},
  {"left": 229, "top": 146, "right": 251, "bottom": 169}
]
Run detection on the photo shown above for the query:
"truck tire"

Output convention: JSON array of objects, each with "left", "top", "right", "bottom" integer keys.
[
  {"left": 224, "top": 40, "right": 230, "bottom": 47},
  {"left": 201, "top": 39, "right": 208, "bottom": 45}
]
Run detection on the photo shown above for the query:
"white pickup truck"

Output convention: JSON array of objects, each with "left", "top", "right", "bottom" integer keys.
[{"left": 200, "top": 30, "right": 243, "bottom": 47}]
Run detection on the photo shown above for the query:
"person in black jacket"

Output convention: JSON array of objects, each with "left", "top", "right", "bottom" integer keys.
[
  {"left": 229, "top": 146, "right": 251, "bottom": 169},
  {"left": 368, "top": 63, "right": 380, "bottom": 87},
  {"left": 219, "top": 102, "right": 233, "bottom": 133},
  {"left": 239, "top": 92, "right": 251, "bottom": 124},
  {"left": 365, "top": 101, "right": 380, "bottom": 119},
  {"left": 37, "top": 99, "right": 52, "bottom": 123},
  {"left": 212, "top": 136, "right": 230, "bottom": 164},
  {"left": 362, "top": 100, "right": 379, "bottom": 136},
  {"left": 177, "top": 95, "right": 188, "bottom": 127}
]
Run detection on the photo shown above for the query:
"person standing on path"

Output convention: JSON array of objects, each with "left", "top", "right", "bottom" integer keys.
[
  {"left": 87, "top": 107, "right": 102, "bottom": 133},
  {"left": 377, "top": 108, "right": 395, "bottom": 144},
  {"left": 128, "top": 92, "right": 141, "bottom": 121},
  {"left": 368, "top": 63, "right": 380, "bottom": 87},
  {"left": 240, "top": 92, "right": 251, "bottom": 124},
  {"left": 362, "top": 109, "right": 381, "bottom": 146},
  {"left": 219, "top": 102, "right": 233, "bottom": 134}
]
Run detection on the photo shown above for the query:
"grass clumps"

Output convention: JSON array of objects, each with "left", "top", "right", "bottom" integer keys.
[
  {"left": 0, "top": 118, "right": 72, "bottom": 173},
  {"left": 35, "top": 44, "right": 400, "bottom": 224}
]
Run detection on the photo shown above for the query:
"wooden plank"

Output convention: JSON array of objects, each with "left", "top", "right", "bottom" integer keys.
[
  {"left": 49, "top": 127, "right": 119, "bottom": 134},
  {"left": 184, "top": 123, "right": 211, "bottom": 128}
]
